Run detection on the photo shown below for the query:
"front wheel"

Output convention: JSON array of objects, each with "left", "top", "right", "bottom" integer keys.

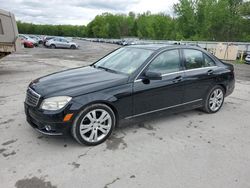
[
  {"left": 72, "top": 104, "right": 116, "bottom": 146},
  {"left": 203, "top": 85, "right": 225, "bottom": 113}
]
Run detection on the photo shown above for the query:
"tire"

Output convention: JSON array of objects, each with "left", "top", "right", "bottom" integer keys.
[
  {"left": 203, "top": 85, "right": 225, "bottom": 113},
  {"left": 72, "top": 104, "right": 116, "bottom": 146},
  {"left": 50, "top": 44, "right": 56, "bottom": 49},
  {"left": 70, "top": 45, "right": 76, "bottom": 49}
]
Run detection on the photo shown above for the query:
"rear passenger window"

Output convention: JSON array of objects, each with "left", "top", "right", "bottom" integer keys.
[
  {"left": 148, "top": 50, "right": 180, "bottom": 74},
  {"left": 204, "top": 54, "right": 216, "bottom": 67},
  {"left": 183, "top": 49, "right": 203, "bottom": 69},
  {"left": 183, "top": 49, "right": 216, "bottom": 69},
  {"left": 0, "top": 19, "right": 4, "bottom": 35}
]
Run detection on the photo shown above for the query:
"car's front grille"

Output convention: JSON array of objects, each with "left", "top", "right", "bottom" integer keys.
[{"left": 26, "top": 88, "right": 41, "bottom": 107}]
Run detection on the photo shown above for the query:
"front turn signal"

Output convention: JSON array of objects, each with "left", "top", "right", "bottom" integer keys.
[{"left": 63, "top": 113, "right": 73, "bottom": 122}]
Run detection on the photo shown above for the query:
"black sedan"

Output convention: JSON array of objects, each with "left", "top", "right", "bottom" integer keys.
[{"left": 24, "top": 44, "right": 235, "bottom": 145}]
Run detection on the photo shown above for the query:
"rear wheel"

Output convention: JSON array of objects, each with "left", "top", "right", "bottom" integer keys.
[
  {"left": 203, "top": 85, "right": 225, "bottom": 113},
  {"left": 70, "top": 45, "right": 76, "bottom": 49},
  {"left": 50, "top": 44, "right": 56, "bottom": 49},
  {"left": 72, "top": 104, "right": 116, "bottom": 146}
]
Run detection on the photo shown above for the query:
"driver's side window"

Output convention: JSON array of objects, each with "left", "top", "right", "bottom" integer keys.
[{"left": 147, "top": 50, "right": 181, "bottom": 74}]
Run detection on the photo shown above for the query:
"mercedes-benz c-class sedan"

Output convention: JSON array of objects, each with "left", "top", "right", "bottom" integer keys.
[{"left": 24, "top": 44, "right": 235, "bottom": 145}]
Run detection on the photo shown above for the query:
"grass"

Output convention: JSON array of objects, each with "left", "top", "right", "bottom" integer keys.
[{"left": 234, "top": 59, "right": 245, "bottom": 64}]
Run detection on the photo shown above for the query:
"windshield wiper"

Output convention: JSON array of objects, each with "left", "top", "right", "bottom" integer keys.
[{"left": 96, "top": 66, "right": 117, "bottom": 73}]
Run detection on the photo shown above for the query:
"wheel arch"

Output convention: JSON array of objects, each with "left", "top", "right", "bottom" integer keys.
[
  {"left": 218, "top": 83, "right": 227, "bottom": 93},
  {"left": 75, "top": 100, "right": 120, "bottom": 126},
  {"left": 202, "top": 84, "right": 226, "bottom": 113},
  {"left": 204, "top": 83, "right": 227, "bottom": 97},
  {"left": 95, "top": 100, "right": 119, "bottom": 123}
]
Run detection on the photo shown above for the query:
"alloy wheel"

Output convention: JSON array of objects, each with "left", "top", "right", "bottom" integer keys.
[
  {"left": 79, "top": 109, "right": 112, "bottom": 142},
  {"left": 209, "top": 88, "right": 224, "bottom": 112}
]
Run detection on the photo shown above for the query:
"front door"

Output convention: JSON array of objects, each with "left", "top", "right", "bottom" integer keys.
[{"left": 132, "top": 49, "right": 185, "bottom": 116}]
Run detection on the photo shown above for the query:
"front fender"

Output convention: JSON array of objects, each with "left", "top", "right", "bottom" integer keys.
[{"left": 70, "top": 83, "right": 133, "bottom": 119}]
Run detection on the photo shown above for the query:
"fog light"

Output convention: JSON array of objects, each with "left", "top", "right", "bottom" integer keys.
[{"left": 45, "top": 125, "right": 51, "bottom": 131}]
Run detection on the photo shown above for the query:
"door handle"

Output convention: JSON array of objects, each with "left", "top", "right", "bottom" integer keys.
[
  {"left": 207, "top": 69, "right": 214, "bottom": 75},
  {"left": 172, "top": 75, "right": 183, "bottom": 83}
]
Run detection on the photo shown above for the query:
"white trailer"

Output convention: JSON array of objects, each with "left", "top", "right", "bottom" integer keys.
[{"left": 0, "top": 9, "right": 20, "bottom": 59}]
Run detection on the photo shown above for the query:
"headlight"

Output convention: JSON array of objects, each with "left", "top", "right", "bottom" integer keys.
[{"left": 40, "top": 96, "right": 72, "bottom": 110}]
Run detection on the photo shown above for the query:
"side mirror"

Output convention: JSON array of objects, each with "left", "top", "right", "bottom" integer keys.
[{"left": 144, "top": 71, "right": 162, "bottom": 80}]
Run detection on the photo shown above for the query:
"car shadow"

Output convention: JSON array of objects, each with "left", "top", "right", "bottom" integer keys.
[
  {"left": 117, "top": 108, "right": 205, "bottom": 132},
  {"left": 32, "top": 109, "right": 206, "bottom": 148}
]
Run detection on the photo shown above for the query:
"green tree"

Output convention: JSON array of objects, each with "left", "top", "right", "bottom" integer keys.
[
  {"left": 17, "top": 2, "right": 250, "bottom": 42},
  {"left": 174, "top": 0, "right": 197, "bottom": 39}
]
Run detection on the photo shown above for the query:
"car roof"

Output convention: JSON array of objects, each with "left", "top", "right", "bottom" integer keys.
[
  {"left": 126, "top": 44, "right": 203, "bottom": 51},
  {"left": 126, "top": 44, "right": 171, "bottom": 50},
  {"left": 53, "top": 37, "right": 68, "bottom": 40}
]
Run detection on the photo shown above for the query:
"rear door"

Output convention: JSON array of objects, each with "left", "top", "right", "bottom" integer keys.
[
  {"left": 132, "top": 49, "right": 185, "bottom": 116},
  {"left": 53, "top": 38, "right": 61, "bottom": 47},
  {"left": 60, "top": 38, "right": 70, "bottom": 48},
  {"left": 181, "top": 49, "right": 218, "bottom": 103}
]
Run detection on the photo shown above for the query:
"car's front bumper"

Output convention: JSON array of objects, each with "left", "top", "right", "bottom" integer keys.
[{"left": 24, "top": 103, "right": 72, "bottom": 135}]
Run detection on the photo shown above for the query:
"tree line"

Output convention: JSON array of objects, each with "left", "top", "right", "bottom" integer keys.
[
  {"left": 17, "top": 23, "right": 86, "bottom": 37},
  {"left": 17, "top": 0, "right": 250, "bottom": 42}
]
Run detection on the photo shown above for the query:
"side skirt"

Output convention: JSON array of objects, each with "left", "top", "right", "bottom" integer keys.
[{"left": 124, "top": 99, "right": 203, "bottom": 120}]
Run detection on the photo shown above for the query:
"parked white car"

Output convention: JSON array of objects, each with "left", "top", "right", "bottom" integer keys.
[{"left": 45, "top": 37, "right": 78, "bottom": 49}]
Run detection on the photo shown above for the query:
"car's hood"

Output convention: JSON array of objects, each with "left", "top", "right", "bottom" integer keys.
[{"left": 30, "top": 66, "right": 128, "bottom": 97}]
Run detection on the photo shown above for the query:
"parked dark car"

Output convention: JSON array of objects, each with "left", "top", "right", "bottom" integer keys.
[
  {"left": 24, "top": 44, "right": 235, "bottom": 145},
  {"left": 245, "top": 53, "right": 250, "bottom": 64}
]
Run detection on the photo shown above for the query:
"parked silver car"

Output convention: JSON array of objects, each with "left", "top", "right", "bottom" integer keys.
[
  {"left": 45, "top": 37, "right": 78, "bottom": 49},
  {"left": 29, "top": 35, "right": 43, "bottom": 44}
]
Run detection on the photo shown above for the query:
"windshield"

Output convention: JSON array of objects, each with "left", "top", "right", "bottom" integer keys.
[{"left": 94, "top": 47, "right": 153, "bottom": 74}]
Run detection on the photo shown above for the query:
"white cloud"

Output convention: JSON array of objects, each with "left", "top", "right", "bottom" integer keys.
[
  {"left": 130, "top": 0, "right": 178, "bottom": 15},
  {"left": 0, "top": 0, "right": 178, "bottom": 25}
]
